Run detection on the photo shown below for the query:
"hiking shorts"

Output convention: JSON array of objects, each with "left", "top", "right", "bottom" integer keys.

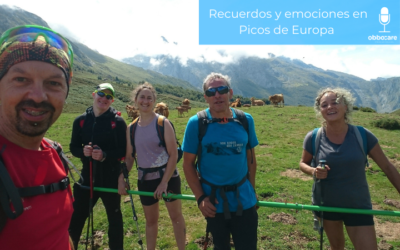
[
  {"left": 314, "top": 211, "right": 374, "bottom": 227},
  {"left": 137, "top": 176, "right": 181, "bottom": 206}
]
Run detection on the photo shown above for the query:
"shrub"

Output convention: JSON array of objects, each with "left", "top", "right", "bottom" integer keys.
[
  {"left": 371, "top": 118, "right": 400, "bottom": 130},
  {"left": 359, "top": 106, "right": 376, "bottom": 113},
  {"left": 353, "top": 105, "right": 359, "bottom": 110}
]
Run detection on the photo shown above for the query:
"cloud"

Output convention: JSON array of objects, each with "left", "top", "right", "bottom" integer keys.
[{"left": 4, "top": 0, "right": 400, "bottom": 81}]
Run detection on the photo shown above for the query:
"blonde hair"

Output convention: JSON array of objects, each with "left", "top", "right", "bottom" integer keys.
[
  {"left": 202, "top": 72, "right": 231, "bottom": 92},
  {"left": 314, "top": 87, "right": 355, "bottom": 126},
  {"left": 131, "top": 82, "right": 157, "bottom": 105}
]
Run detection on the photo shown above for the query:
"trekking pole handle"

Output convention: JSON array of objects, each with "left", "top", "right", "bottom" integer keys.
[
  {"left": 319, "top": 160, "right": 326, "bottom": 170},
  {"left": 317, "top": 159, "right": 326, "bottom": 183}
]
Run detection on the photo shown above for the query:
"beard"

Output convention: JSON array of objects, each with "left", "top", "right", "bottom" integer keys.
[{"left": 15, "top": 100, "right": 55, "bottom": 137}]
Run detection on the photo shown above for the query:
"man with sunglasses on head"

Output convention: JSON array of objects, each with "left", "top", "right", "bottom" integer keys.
[
  {"left": 182, "top": 72, "right": 259, "bottom": 249},
  {"left": 0, "top": 25, "right": 74, "bottom": 249},
  {"left": 69, "top": 83, "right": 127, "bottom": 250}
]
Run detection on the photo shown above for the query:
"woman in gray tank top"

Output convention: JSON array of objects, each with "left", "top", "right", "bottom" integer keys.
[
  {"left": 300, "top": 87, "right": 400, "bottom": 250},
  {"left": 118, "top": 82, "right": 186, "bottom": 250}
]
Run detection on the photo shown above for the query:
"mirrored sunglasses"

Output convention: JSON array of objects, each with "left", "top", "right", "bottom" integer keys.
[
  {"left": 96, "top": 91, "right": 114, "bottom": 100},
  {"left": 0, "top": 25, "right": 74, "bottom": 68},
  {"left": 205, "top": 85, "right": 230, "bottom": 97}
]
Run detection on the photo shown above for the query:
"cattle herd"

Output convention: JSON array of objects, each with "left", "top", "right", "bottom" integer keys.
[
  {"left": 125, "top": 99, "right": 192, "bottom": 120},
  {"left": 125, "top": 94, "right": 284, "bottom": 120}
]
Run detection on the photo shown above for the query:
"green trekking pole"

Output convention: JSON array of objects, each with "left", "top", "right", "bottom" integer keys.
[{"left": 319, "top": 159, "right": 326, "bottom": 250}]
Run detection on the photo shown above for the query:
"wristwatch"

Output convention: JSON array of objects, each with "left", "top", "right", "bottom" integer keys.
[{"left": 100, "top": 151, "right": 107, "bottom": 162}]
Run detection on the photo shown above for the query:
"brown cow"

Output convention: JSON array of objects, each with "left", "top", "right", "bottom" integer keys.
[
  {"left": 154, "top": 102, "right": 170, "bottom": 118},
  {"left": 126, "top": 104, "right": 140, "bottom": 121},
  {"left": 128, "top": 109, "right": 140, "bottom": 121},
  {"left": 176, "top": 106, "right": 186, "bottom": 117},
  {"left": 230, "top": 98, "right": 242, "bottom": 107},
  {"left": 269, "top": 94, "right": 284, "bottom": 107},
  {"left": 181, "top": 106, "right": 191, "bottom": 113},
  {"left": 126, "top": 104, "right": 135, "bottom": 114},
  {"left": 250, "top": 97, "right": 265, "bottom": 106},
  {"left": 182, "top": 99, "right": 190, "bottom": 106}
]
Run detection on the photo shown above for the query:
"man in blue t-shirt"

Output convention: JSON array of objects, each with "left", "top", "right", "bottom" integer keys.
[{"left": 182, "top": 72, "right": 259, "bottom": 250}]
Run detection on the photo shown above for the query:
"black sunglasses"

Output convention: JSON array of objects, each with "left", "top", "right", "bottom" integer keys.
[
  {"left": 96, "top": 91, "right": 114, "bottom": 100},
  {"left": 205, "top": 86, "right": 230, "bottom": 97}
]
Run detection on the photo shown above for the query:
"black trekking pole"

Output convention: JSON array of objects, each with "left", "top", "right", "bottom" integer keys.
[
  {"left": 319, "top": 160, "right": 326, "bottom": 250},
  {"left": 121, "top": 162, "right": 144, "bottom": 250},
  {"left": 85, "top": 151, "right": 93, "bottom": 250},
  {"left": 203, "top": 196, "right": 214, "bottom": 250},
  {"left": 203, "top": 225, "right": 210, "bottom": 250},
  {"left": 85, "top": 144, "right": 98, "bottom": 250}
]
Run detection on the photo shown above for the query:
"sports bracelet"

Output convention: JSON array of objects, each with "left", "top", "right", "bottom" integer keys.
[{"left": 197, "top": 194, "right": 207, "bottom": 207}]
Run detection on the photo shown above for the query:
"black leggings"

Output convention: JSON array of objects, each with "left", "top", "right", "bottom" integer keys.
[{"left": 68, "top": 183, "right": 123, "bottom": 250}]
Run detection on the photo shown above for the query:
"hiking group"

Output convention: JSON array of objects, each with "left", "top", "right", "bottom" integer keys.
[{"left": 0, "top": 24, "right": 399, "bottom": 250}]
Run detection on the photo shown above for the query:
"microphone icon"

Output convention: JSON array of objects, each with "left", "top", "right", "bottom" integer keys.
[{"left": 379, "top": 7, "right": 390, "bottom": 33}]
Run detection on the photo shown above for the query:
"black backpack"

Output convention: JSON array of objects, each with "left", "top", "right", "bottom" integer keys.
[{"left": 195, "top": 108, "right": 253, "bottom": 219}]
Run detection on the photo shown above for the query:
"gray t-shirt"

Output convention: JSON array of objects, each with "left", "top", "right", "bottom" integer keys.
[
  {"left": 303, "top": 125, "right": 378, "bottom": 209},
  {"left": 135, "top": 115, "right": 179, "bottom": 180}
]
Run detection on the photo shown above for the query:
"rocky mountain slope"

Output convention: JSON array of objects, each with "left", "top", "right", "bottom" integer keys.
[{"left": 124, "top": 52, "right": 400, "bottom": 113}]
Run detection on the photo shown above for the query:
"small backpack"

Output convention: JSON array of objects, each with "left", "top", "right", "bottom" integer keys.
[
  {"left": 195, "top": 108, "right": 253, "bottom": 219},
  {"left": 130, "top": 115, "right": 183, "bottom": 163}
]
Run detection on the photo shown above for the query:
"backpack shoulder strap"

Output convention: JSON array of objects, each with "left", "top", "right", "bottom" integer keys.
[
  {"left": 311, "top": 127, "right": 322, "bottom": 167},
  {"left": 0, "top": 145, "right": 23, "bottom": 220},
  {"left": 79, "top": 112, "right": 87, "bottom": 128},
  {"left": 44, "top": 138, "right": 69, "bottom": 175},
  {"left": 111, "top": 113, "right": 119, "bottom": 148},
  {"left": 197, "top": 110, "right": 209, "bottom": 143},
  {"left": 232, "top": 108, "right": 253, "bottom": 164},
  {"left": 129, "top": 117, "right": 139, "bottom": 158},
  {"left": 196, "top": 110, "right": 210, "bottom": 173},
  {"left": 233, "top": 108, "right": 249, "bottom": 133},
  {"left": 156, "top": 115, "right": 166, "bottom": 147},
  {"left": 352, "top": 125, "right": 369, "bottom": 167}
]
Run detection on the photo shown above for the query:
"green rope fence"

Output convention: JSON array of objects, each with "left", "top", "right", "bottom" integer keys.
[{"left": 88, "top": 186, "right": 400, "bottom": 217}]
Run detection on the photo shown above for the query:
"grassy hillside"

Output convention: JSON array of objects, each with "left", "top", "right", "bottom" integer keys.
[
  {"left": 64, "top": 76, "right": 208, "bottom": 114},
  {"left": 47, "top": 105, "right": 400, "bottom": 250}
]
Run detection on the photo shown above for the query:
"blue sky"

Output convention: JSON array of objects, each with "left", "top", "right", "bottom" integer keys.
[{"left": 2, "top": 0, "right": 400, "bottom": 81}]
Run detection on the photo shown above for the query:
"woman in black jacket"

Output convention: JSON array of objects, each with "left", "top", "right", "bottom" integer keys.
[{"left": 68, "top": 83, "right": 127, "bottom": 250}]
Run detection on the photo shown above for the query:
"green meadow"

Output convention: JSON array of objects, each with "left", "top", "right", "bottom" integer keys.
[{"left": 47, "top": 105, "right": 400, "bottom": 250}]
